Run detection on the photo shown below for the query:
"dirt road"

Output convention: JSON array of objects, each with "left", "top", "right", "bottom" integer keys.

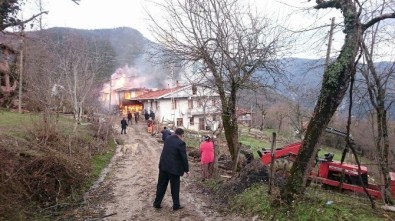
[{"left": 86, "top": 122, "right": 248, "bottom": 221}]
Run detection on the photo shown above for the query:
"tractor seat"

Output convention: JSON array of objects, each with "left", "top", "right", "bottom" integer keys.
[{"left": 323, "top": 153, "right": 334, "bottom": 162}]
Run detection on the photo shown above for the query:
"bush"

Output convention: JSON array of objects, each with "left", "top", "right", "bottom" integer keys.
[{"left": 0, "top": 112, "right": 116, "bottom": 219}]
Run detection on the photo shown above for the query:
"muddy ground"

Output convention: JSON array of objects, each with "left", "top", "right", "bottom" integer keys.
[{"left": 72, "top": 122, "right": 253, "bottom": 221}]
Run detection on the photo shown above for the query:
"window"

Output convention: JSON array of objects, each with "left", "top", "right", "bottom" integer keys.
[
  {"left": 188, "top": 99, "right": 193, "bottom": 109},
  {"left": 119, "top": 92, "right": 124, "bottom": 100},
  {"left": 199, "top": 118, "right": 205, "bottom": 130},
  {"left": 172, "top": 99, "right": 177, "bottom": 109},
  {"left": 198, "top": 99, "right": 203, "bottom": 107},
  {"left": 124, "top": 92, "right": 131, "bottom": 99},
  {"left": 212, "top": 99, "right": 216, "bottom": 106},
  {"left": 190, "top": 117, "right": 194, "bottom": 125},
  {"left": 177, "top": 118, "right": 183, "bottom": 127}
]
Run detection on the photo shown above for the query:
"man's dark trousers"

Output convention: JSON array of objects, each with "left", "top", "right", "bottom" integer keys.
[{"left": 153, "top": 170, "right": 180, "bottom": 208}]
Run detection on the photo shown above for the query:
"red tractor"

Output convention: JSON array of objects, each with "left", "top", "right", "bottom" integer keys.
[{"left": 258, "top": 128, "right": 395, "bottom": 199}]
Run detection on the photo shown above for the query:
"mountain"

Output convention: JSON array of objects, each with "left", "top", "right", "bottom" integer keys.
[
  {"left": 2, "top": 27, "right": 393, "bottom": 118},
  {"left": 39, "top": 27, "right": 147, "bottom": 68},
  {"left": 25, "top": 27, "right": 178, "bottom": 88},
  {"left": 281, "top": 57, "right": 395, "bottom": 119}
]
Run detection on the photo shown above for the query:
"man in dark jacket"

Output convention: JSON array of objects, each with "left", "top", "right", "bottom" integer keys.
[
  {"left": 121, "top": 117, "right": 128, "bottom": 134},
  {"left": 134, "top": 111, "right": 139, "bottom": 123},
  {"left": 149, "top": 110, "right": 155, "bottom": 121},
  {"left": 161, "top": 127, "right": 172, "bottom": 141},
  {"left": 153, "top": 128, "right": 189, "bottom": 210},
  {"left": 127, "top": 112, "right": 133, "bottom": 125},
  {"left": 144, "top": 109, "right": 149, "bottom": 121}
]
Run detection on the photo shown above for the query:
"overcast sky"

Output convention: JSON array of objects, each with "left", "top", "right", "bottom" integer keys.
[
  {"left": 24, "top": 0, "right": 382, "bottom": 60},
  {"left": 22, "top": 0, "right": 153, "bottom": 39},
  {"left": 23, "top": 0, "right": 320, "bottom": 41}
]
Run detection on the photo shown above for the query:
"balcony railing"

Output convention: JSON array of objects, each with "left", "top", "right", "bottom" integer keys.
[{"left": 187, "top": 106, "right": 220, "bottom": 116}]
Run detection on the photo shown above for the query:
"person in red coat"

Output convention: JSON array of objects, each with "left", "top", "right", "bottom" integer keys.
[{"left": 200, "top": 135, "right": 214, "bottom": 180}]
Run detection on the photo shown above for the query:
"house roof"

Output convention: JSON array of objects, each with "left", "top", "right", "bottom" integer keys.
[
  {"left": 134, "top": 85, "right": 187, "bottom": 100},
  {"left": 236, "top": 107, "right": 254, "bottom": 116},
  {"left": 114, "top": 86, "right": 147, "bottom": 92}
]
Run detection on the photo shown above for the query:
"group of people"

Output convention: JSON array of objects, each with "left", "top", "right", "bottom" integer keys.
[
  {"left": 127, "top": 111, "right": 139, "bottom": 124},
  {"left": 120, "top": 111, "right": 140, "bottom": 134},
  {"left": 154, "top": 127, "right": 214, "bottom": 210},
  {"left": 144, "top": 109, "right": 156, "bottom": 121}
]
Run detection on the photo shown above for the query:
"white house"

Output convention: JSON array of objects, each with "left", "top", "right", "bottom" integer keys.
[{"left": 134, "top": 84, "right": 222, "bottom": 131}]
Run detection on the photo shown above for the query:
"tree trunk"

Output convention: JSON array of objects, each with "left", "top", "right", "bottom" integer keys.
[
  {"left": 362, "top": 40, "right": 394, "bottom": 205},
  {"left": 281, "top": 1, "right": 362, "bottom": 203},
  {"left": 376, "top": 108, "right": 393, "bottom": 204},
  {"left": 221, "top": 84, "right": 239, "bottom": 169}
]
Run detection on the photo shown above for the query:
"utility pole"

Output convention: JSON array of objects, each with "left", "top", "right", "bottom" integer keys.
[
  {"left": 250, "top": 104, "right": 253, "bottom": 128},
  {"left": 38, "top": 0, "right": 44, "bottom": 30},
  {"left": 18, "top": 26, "right": 25, "bottom": 114},
  {"left": 325, "top": 17, "right": 335, "bottom": 72},
  {"left": 169, "top": 65, "right": 175, "bottom": 127}
]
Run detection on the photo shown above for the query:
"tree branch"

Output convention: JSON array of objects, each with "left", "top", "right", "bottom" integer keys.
[
  {"left": 362, "top": 12, "right": 395, "bottom": 31},
  {"left": 1, "top": 11, "right": 48, "bottom": 30},
  {"left": 314, "top": 0, "right": 341, "bottom": 9},
  {"left": 72, "top": 0, "right": 80, "bottom": 5}
]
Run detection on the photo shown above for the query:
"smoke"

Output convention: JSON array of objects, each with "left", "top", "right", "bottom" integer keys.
[{"left": 111, "top": 42, "right": 185, "bottom": 89}]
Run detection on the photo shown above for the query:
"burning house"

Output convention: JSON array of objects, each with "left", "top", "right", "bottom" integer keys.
[
  {"left": 100, "top": 65, "right": 151, "bottom": 114},
  {"left": 100, "top": 65, "right": 222, "bottom": 131}
]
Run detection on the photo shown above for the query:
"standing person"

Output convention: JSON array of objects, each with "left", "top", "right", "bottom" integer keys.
[
  {"left": 144, "top": 109, "right": 150, "bottom": 121},
  {"left": 134, "top": 111, "right": 139, "bottom": 123},
  {"left": 153, "top": 128, "right": 189, "bottom": 210},
  {"left": 127, "top": 111, "right": 133, "bottom": 125},
  {"left": 121, "top": 117, "right": 128, "bottom": 134},
  {"left": 149, "top": 110, "right": 156, "bottom": 121},
  {"left": 200, "top": 135, "right": 214, "bottom": 180},
  {"left": 161, "top": 127, "right": 172, "bottom": 141}
]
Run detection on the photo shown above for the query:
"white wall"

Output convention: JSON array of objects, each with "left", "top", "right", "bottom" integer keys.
[{"left": 140, "top": 85, "right": 222, "bottom": 131}]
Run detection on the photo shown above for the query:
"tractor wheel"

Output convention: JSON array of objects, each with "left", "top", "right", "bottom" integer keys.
[{"left": 270, "top": 158, "right": 293, "bottom": 187}]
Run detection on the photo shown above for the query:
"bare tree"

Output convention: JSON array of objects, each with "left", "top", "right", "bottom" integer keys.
[
  {"left": 23, "top": 32, "right": 66, "bottom": 144},
  {"left": 286, "top": 84, "right": 317, "bottom": 139},
  {"left": 360, "top": 54, "right": 394, "bottom": 204},
  {"left": 52, "top": 34, "right": 109, "bottom": 123},
  {"left": 281, "top": 0, "right": 395, "bottom": 204},
  {"left": 0, "top": 1, "right": 48, "bottom": 31},
  {"left": 357, "top": 0, "right": 395, "bottom": 203},
  {"left": 148, "top": 0, "right": 288, "bottom": 168},
  {"left": 265, "top": 101, "right": 291, "bottom": 135}
]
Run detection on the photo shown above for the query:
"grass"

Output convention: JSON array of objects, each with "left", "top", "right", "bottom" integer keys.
[
  {"left": 0, "top": 111, "right": 88, "bottom": 137},
  {"left": 230, "top": 184, "right": 392, "bottom": 221},
  {"left": 90, "top": 138, "right": 117, "bottom": 180},
  {"left": 184, "top": 135, "right": 201, "bottom": 149},
  {"left": 0, "top": 110, "right": 116, "bottom": 175},
  {"left": 0, "top": 110, "right": 118, "bottom": 219},
  {"left": 239, "top": 135, "right": 268, "bottom": 148},
  {"left": 0, "top": 111, "right": 40, "bottom": 136},
  {"left": 318, "top": 146, "right": 373, "bottom": 165}
]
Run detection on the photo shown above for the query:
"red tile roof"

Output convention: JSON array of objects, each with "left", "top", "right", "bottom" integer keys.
[
  {"left": 134, "top": 86, "right": 186, "bottom": 100},
  {"left": 236, "top": 107, "right": 254, "bottom": 116},
  {"left": 114, "top": 87, "right": 147, "bottom": 92}
]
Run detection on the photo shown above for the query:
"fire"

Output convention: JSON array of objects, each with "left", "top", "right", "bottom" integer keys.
[{"left": 101, "top": 64, "right": 173, "bottom": 114}]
